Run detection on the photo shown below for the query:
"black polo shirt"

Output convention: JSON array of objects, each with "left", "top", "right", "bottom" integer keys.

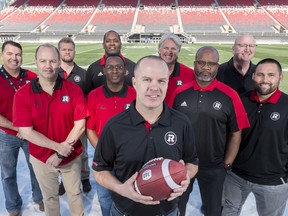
[
  {"left": 233, "top": 89, "right": 288, "bottom": 185},
  {"left": 169, "top": 79, "right": 250, "bottom": 169},
  {"left": 93, "top": 102, "right": 198, "bottom": 215},
  {"left": 217, "top": 57, "right": 256, "bottom": 94},
  {"left": 84, "top": 55, "right": 135, "bottom": 95},
  {"left": 58, "top": 63, "right": 86, "bottom": 93}
]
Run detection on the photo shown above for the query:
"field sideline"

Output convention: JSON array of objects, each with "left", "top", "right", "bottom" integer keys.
[{"left": 1, "top": 43, "right": 287, "bottom": 93}]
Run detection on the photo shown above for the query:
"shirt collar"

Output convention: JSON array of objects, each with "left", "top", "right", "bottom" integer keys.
[
  {"left": 170, "top": 61, "right": 180, "bottom": 77},
  {"left": 250, "top": 89, "right": 282, "bottom": 104},
  {"left": 32, "top": 75, "right": 63, "bottom": 93},
  {"left": 191, "top": 78, "right": 218, "bottom": 92},
  {"left": 229, "top": 57, "right": 255, "bottom": 77},
  {"left": 130, "top": 101, "right": 171, "bottom": 127},
  {"left": 103, "top": 83, "right": 128, "bottom": 98},
  {"left": 0, "top": 66, "right": 27, "bottom": 78}
]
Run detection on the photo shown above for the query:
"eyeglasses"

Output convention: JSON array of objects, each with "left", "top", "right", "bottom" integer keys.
[
  {"left": 195, "top": 60, "right": 219, "bottom": 68},
  {"left": 235, "top": 44, "right": 257, "bottom": 49},
  {"left": 105, "top": 64, "right": 125, "bottom": 71}
]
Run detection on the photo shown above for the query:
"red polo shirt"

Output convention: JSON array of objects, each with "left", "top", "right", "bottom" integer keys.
[
  {"left": 0, "top": 68, "right": 37, "bottom": 136},
  {"left": 13, "top": 76, "right": 87, "bottom": 165},
  {"left": 87, "top": 84, "right": 136, "bottom": 137},
  {"left": 165, "top": 62, "right": 195, "bottom": 104}
]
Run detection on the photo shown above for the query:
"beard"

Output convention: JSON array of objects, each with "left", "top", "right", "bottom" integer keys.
[
  {"left": 255, "top": 83, "right": 278, "bottom": 95},
  {"left": 61, "top": 56, "right": 73, "bottom": 63},
  {"left": 195, "top": 71, "right": 216, "bottom": 82}
]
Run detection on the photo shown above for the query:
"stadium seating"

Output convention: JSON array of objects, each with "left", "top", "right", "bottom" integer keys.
[
  {"left": 221, "top": 7, "right": 277, "bottom": 32},
  {"left": 217, "top": 0, "right": 253, "bottom": 7},
  {"left": 101, "top": 0, "right": 137, "bottom": 7},
  {"left": 90, "top": 7, "right": 135, "bottom": 33},
  {"left": 178, "top": 0, "right": 215, "bottom": 7},
  {"left": 258, "top": 0, "right": 287, "bottom": 6},
  {"left": 180, "top": 7, "right": 225, "bottom": 33},
  {"left": 0, "top": 6, "right": 54, "bottom": 32},
  {"left": 136, "top": 7, "right": 178, "bottom": 33},
  {"left": 265, "top": 7, "right": 288, "bottom": 29},
  {"left": 140, "top": 0, "right": 175, "bottom": 7},
  {"left": 0, "top": 7, "right": 16, "bottom": 21},
  {"left": 25, "top": 0, "right": 62, "bottom": 7},
  {"left": 11, "top": 0, "right": 27, "bottom": 7},
  {"left": 64, "top": 0, "right": 100, "bottom": 7},
  {"left": 44, "top": 8, "right": 94, "bottom": 33}
]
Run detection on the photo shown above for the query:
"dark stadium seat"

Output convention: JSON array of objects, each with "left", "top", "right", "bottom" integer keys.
[
  {"left": 178, "top": 0, "right": 215, "bottom": 7},
  {"left": 101, "top": 0, "right": 137, "bottom": 7},
  {"left": 217, "top": 0, "right": 253, "bottom": 7}
]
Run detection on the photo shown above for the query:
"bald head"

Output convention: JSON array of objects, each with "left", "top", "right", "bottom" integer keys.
[
  {"left": 195, "top": 46, "right": 219, "bottom": 62},
  {"left": 134, "top": 55, "right": 169, "bottom": 78}
]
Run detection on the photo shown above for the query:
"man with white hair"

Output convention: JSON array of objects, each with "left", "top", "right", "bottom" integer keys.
[{"left": 158, "top": 33, "right": 195, "bottom": 103}]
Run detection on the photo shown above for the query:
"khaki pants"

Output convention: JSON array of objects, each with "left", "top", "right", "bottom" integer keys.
[{"left": 30, "top": 156, "right": 84, "bottom": 216}]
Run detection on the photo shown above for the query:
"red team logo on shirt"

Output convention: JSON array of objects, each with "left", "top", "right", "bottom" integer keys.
[
  {"left": 164, "top": 131, "right": 177, "bottom": 145},
  {"left": 61, "top": 96, "right": 70, "bottom": 103}
]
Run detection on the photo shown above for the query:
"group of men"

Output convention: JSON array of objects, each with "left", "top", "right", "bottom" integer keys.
[{"left": 0, "top": 30, "right": 287, "bottom": 216}]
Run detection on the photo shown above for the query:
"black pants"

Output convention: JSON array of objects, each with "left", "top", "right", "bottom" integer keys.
[{"left": 197, "top": 168, "right": 226, "bottom": 216}]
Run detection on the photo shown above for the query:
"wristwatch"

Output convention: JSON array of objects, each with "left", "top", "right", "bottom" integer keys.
[{"left": 224, "top": 163, "right": 232, "bottom": 170}]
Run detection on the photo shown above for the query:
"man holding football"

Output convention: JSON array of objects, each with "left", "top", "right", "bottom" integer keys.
[{"left": 92, "top": 55, "right": 198, "bottom": 216}]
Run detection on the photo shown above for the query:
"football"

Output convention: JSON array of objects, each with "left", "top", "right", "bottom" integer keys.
[{"left": 134, "top": 157, "right": 187, "bottom": 201}]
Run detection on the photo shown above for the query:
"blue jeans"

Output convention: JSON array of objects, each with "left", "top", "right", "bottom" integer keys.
[
  {"left": 0, "top": 130, "right": 43, "bottom": 213},
  {"left": 222, "top": 171, "right": 288, "bottom": 216},
  {"left": 95, "top": 180, "right": 112, "bottom": 216}
]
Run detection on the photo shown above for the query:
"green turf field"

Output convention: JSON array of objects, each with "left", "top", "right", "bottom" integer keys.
[{"left": 1, "top": 43, "right": 288, "bottom": 92}]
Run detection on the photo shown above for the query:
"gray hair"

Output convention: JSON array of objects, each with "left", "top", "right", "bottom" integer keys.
[{"left": 158, "top": 33, "right": 182, "bottom": 52}]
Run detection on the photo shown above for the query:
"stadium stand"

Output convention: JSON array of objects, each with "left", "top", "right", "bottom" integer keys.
[
  {"left": 217, "top": 0, "right": 253, "bottom": 7},
  {"left": 10, "top": 0, "right": 26, "bottom": 7},
  {"left": 0, "top": 6, "right": 54, "bottom": 32},
  {"left": 140, "top": 0, "right": 175, "bottom": 7},
  {"left": 178, "top": 0, "right": 215, "bottom": 7},
  {"left": 265, "top": 6, "right": 288, "bottom": 29},
  {"left": 25, "top": 0, "right": 62, "bottom": 7},
  {"left": 101, "top": 0, "right": 137, "bottom": 7},
  {"left": 136, "top": 6, "right": 178, "bottom": 33},
  {"left": 44, "top": 7, "right": 95, "bottom": 33},
  {"left": 64, "top": 0, "right": 100, "bottom": 7},
  {"left": 0, "top": 0, "right": 287, "bottom": 43},
  {"left": 0, "top": 6, "right": 15, "bottom": 21},
  {"left": 180, "top": 7, "right": 226, "bottom": 33},
  {"left": 257, "top": 0, "right": 287, "bottom": 6},
  {"left": 221, "top": 7, "right": 277, "bottom": 32},
  {"left": 89, "top": 7, "right": 136, "bottom": 33}
]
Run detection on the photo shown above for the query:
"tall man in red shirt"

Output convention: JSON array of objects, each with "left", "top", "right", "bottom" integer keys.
[
  {"left": 87, "top": 54, "right": 136, "bottom": 216},
  {"left": 57, "top": 37, "right": 91, "bottom": 195},
  {"left": 13, "top": 44, "right": 86, "bottom": 216},
  {"left": 0, "top": 41, "right": 43, "bottom": 216}
]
